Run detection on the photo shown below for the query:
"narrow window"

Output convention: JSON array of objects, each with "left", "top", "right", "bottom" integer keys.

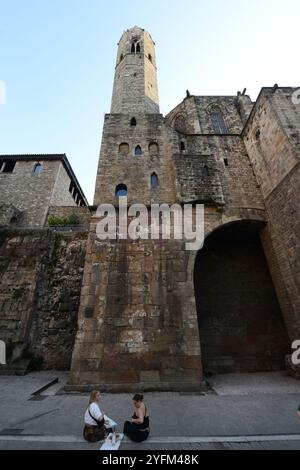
[
  {"left": 2, "top": 160, "right": 16, "bottom": 173},
  {"left": 130, "top": 117, "right": 137, "bottom": 127},
  {"left": 131, "top": 42, "right": 136, "bottom": 53},
  {"left": 224, "top": 158, "right": 229, "bottom": 167},
  {"left": 211, "top": 112, "right": 228, "bottom": 134},
  {"left": 202, "top": 165, "right": 209, "bottom": 177},
  {"left": 135, "top": 145, "right": 142, "bottom": 156},
  {"left": 136, "top": 42, "right": 141, "bottom": 53},
  {"left": 148, "top": 54, "right": 152, "bottom": 62},
  {"left": 120, "top": 53, "right": 124, "bottom": 62},
  {"left": 180, "top": 141, "right": 186, "bottom": 152},
  {"left": 33, "top": 163, "right": 42, "bottom": 175},
  {"left": 151, "top": 173, "right": 159, "bottom": 189},
  {"left": 116, "top": 184, "right": 128, "bottom": 197}
]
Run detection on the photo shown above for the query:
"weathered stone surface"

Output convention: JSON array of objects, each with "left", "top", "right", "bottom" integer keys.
[{"left": 0, "top": 229, "right": 87, "bottom": 369}]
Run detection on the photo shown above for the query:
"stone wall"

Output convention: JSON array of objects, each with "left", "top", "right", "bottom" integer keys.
[
  {"left": 111, "top": 27, "right": 159, "bottom": 114},
  {"left": 0, "top": 160, "right": 79, "bottom": 227},
  {"left": 244, "top": 87, "right": 300, "bottom": 340},
  {"left": 69, "top": 220, "right": 203, "bottom": 391},
  {"left": 0, "top": 229, "right": 87, "bottom": 369},
  {"left": 0, "top": 160, "right": 60, "bottom": 227},
  {"left": 50, "top": 164, "right": 77, "bottom": 207},
  {"left": 46, "top": 206, "right": 91, "bottom": 227},
  {"left": 166, "top": 95, "right": 245, "bottom": 134},
  {"left": 94, "top": 114, "right": 178, "bottom": 206}
]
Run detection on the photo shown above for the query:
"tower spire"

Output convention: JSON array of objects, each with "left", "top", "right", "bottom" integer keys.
[{"left": 110, "top": 26, "right": 160, "bottom": 114}]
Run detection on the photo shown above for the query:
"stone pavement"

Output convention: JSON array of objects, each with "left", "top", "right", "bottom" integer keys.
[{"left": 0, "top": 371, "right": 299, "bottom": 451}]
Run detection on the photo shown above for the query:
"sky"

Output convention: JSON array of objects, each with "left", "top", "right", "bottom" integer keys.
[{"left": 0, "top": 0, "right": 299, "bottom": 204}]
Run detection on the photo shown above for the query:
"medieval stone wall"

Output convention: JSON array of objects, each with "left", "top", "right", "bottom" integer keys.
[
  {"left": 46, "top": 206, "right": 91, "bottom": 227},
  {"left": 94, "top": 114, "right": 178, "bottom": 206},
  {"left": 244, "top": 88, "right": 300, "bottom": 340},
  {"left": 0, "top": 229, "right": 87, "bottom": 369},
  {"left": 69, "top": 221, "right": 203, "bottom": 391}
]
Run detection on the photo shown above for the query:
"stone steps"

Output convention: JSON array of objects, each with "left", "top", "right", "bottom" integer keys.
[{"left": 0, "top": 359, "right": 31, "bottom": 376}]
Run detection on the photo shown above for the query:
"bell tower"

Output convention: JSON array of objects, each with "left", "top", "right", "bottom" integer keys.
[{"left": 110, "top": 26, "right": 160, "bottom": 114}]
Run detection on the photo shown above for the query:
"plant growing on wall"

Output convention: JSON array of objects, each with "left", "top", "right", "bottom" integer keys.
[{"left": 48, "top": 214, "right": 80, "bottom": 227}]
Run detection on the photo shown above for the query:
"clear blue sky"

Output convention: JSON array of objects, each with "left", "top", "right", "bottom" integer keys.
[{"left": 0, "top": 0, "right": 299, "bottom": 203}]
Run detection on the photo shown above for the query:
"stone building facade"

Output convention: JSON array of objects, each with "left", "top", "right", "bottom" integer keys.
[
  {"left": 0, "top": 154, "right": 88, "bottom": 227},
  {"left": 0, "top": 26, "right": 299, "bottom": 388},
  {"left": 67, "top": 27, "right": 299, "bottom": 391}
]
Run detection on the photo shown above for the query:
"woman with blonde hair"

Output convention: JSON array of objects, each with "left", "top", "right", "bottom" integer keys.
[{"left": 83, "top": 390, "right": 106, "bottom": 442}]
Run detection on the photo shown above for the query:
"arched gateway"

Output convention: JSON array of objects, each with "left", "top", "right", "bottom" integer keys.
[{"left": 194, "top": 221, "right": 290, "bottom": 375}]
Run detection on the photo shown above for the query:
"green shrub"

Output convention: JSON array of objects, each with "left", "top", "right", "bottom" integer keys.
[{"left": 48, "top": 214, "right": 81, "bottom": 227}]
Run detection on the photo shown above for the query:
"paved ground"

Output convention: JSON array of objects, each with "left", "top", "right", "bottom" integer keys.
[{"left": 0, "top": 371, "right": 299, "bottom": 450}]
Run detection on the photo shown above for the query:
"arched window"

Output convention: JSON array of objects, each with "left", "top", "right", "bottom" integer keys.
[
  {"left": 115, "top": 184, "right": 128, "bottom": 197},
  {"left": 202, "top": 165, "right": 210, "bottom": 177},
  {"left": 135, "top": 145, "right": 142, "bottom": 156},
  {"left": 136, "top": 42, "right": 141, "bottom": 53},
  {"left": 131, "top": 42, "right": 136, "bottom": 53},
  {"left": 130, "top": 117, "right": 137, "bottom": 127},
  {"left": 210, "top": 107, "right": 228, "bottom": 134},
  {"left": 33, "top": 163, "right": 42, "bottom": 175},
  {"left": 151, "top": 173, "right": 159, "bottom": 189},
  {"left": 119, "top": 143, "right": 129, "bottom": 155},
  {"left": 149, "top": 142, "right": 159, "bottom": 156}
]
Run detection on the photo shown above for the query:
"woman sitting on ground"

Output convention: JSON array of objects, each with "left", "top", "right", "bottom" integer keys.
[
  {"left": 83, "top": 390, "right": 106, "bottom": 442},
  {"left": 123, "top": 394, "right": 150, "bottom": 443}
]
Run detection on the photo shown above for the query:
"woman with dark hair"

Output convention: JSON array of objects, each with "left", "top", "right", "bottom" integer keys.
[{"left": 123, "top": 394, "right": 150, "bottom": 442}]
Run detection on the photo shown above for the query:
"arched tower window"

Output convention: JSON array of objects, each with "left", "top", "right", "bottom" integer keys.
[
  {"left": 131, "top": 41, "right": 141, "bottom": 54},
  {"left": 115, "top": 184, "right": 128, "bottom": 197},
  {"left": 151, "top": 173, "right": 159, "bottom": 189},
  {"left": 33, "top": 163, "right": 42, "bottom": 175},
  {"left": 202, "top": 165, "right": 210, "bottom": 177},
  {"left": 130, "top": 117, "right": 137, "bottom": 127},
  {"left": 210, "top": 107, "right": 228, "bottom": 134},
  {"left": 135, "top": 145, "right": 142, "bottom": 156}
]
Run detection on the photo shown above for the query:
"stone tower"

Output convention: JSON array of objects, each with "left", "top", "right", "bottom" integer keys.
[
  {"left": 110, "top": 26, "right": 159, "bottom": 114},
  {"left": 69, "top": 27, "right": 203, "bottom": 391}
]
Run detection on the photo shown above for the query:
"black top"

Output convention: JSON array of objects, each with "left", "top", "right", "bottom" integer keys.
[{"left": 133, "top": 406, "right": 150, "bottom": 429}]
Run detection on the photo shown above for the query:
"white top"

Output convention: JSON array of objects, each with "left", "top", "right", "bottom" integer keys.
[{"left": 84, "top": 402, "right": 103, "bottom": 426}]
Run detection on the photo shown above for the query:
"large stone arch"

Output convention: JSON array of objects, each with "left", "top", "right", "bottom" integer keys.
[{"left": 192, "top": 219, "right": 290, "bottom": 375}]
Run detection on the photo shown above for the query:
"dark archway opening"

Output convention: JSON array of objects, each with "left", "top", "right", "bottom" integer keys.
[{"left": 194, "top": 221, "right": 290, "bottom": 375}]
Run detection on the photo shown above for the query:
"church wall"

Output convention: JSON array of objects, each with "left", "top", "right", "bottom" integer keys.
[{"left": 244, "top": 88, "right": 300, "bottom": 340}]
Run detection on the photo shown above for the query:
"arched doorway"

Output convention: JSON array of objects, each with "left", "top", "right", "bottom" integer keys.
[{"left": 194, "top": 221, "right": 290, "bottom": 375}]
